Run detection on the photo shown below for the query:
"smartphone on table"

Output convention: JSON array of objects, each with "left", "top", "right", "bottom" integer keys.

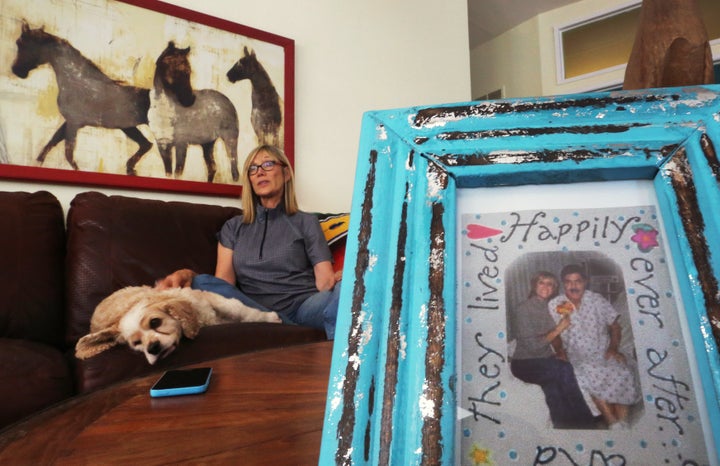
[{"left": 150, "top": 367, "right": 212, "bottom": 398}]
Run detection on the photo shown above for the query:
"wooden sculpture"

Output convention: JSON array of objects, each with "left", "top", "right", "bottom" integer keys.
[{"left": 623, "top": 0, "right": 713, "bottom": 89}]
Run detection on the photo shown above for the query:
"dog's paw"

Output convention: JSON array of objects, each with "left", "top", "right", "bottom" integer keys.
[{"left": 265, "top": 311, "right": 282, "bottom": 323}]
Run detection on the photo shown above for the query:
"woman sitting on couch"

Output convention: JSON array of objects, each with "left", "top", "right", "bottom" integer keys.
[{"left": 156, "top": 145, "right": 341, "bottom": 339}]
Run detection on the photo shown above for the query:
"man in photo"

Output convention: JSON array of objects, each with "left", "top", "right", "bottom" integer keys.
[{"left": 549, "top": 264, "right": 641, "bottom": 430}]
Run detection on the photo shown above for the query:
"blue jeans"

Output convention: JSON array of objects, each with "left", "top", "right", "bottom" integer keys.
[
  {"left": 191, "top": 274, "right": 339, "bottom": 339},
  {"left": 511, "top": 357, "right": 595, "bottom": 429}
]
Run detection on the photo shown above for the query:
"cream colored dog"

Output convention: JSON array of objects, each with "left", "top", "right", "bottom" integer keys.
[{"left": 75, "top": 286, "right": 281, "bottom": 364}]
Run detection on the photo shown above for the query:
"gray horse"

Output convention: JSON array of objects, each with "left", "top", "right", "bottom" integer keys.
[
  {"left": 11, "top": 21, "right": 152, "bottom": 174},
  {"left": 149, "top": 42, "right": 240, "bottom": 182}
]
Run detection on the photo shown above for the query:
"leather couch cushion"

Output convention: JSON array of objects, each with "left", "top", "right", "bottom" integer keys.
[
  {"left": 0, "top": 338, "right": 73, "bottom": 427},
  {"left": 65, "top": 192, "right": 242, "bottom": 347},
  {"left": 0, "top": 191, "right": 65, "bottom": 347}
]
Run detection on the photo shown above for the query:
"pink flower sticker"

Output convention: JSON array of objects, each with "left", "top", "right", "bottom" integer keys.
[{"left": 630, "top": 223, "right": 659, "bottom": 252}]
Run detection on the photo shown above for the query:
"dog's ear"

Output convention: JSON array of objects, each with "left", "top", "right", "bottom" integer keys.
[
  {"left": 164, "top": 299, "right": 201, "bottom": 339},
  {"left": 75, "top": 328, "right": 122, "bottom": 359}
]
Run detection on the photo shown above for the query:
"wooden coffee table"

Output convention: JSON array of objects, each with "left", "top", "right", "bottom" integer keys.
[{"left": 0, "top": 341, "right": 333, "bottom": 464}]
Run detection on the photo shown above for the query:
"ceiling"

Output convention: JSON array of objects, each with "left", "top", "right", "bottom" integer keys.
[{"left": 467, "top": 0, "right": 584, "bottom": 49}]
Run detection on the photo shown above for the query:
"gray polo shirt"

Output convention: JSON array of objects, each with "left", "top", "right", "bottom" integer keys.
[{"left": 217, "top": 203, "right": 332, "bottom": 314}]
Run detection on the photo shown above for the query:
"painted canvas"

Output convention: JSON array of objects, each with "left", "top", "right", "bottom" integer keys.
[{"left": 0, "top": 0, "right": 293, "bottom": 195}]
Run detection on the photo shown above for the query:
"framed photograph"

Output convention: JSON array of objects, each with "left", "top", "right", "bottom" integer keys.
[
  {"left": 320, "top": 86, "right": 720, "bottom": 465},
  {"left": 0, "top": 0, "right": 294, "bottom": 196}
]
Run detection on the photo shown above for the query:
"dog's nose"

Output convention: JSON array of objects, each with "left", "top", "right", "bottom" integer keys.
[{"left": 148, "top": 341, "right": 162, "bottom": 355}]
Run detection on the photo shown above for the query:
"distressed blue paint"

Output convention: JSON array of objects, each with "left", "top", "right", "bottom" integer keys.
[{"left": 320, "top": 86, "right": 720, "bottom": 465}]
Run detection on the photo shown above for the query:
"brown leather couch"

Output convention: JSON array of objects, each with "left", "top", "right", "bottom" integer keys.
[
  {"left": 0, "top": 190, "right": 343, "bottom": 429},
  {"left": 0, "top": 191, "right": 73, "bottom": 429}
]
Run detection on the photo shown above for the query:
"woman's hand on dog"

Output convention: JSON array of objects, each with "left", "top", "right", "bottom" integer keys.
[{"left": 155, "top": 268, "right": 197, "bottom": 290}]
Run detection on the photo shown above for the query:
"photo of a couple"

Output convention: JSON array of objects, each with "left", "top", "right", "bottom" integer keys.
[{"left": 506, "top": 253, "right": 643, "bottom": 430}]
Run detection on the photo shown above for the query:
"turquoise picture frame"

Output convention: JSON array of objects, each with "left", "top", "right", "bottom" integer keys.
[{"left": 320, "top": 86, "right": 720, "bottom": 464}]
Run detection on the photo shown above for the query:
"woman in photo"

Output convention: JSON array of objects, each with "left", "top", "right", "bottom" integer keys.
[{"left": 508, "top": 271, "right": 595, "bottom": 429}]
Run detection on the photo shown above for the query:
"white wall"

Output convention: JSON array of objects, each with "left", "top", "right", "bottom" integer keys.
[
  {"left": 1, "top": 0, "right": 471, "bottom": 214},
  {"left": 470, "top": 17, "right": 543, "bottom": 100},
  {"left": 471, "top": 0, "right": 634, "bottom": 99}
]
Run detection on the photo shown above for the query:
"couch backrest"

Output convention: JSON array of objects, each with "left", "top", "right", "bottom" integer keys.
[
  {"left": 64, "top": 192, "right": 241, "bottom": 346},
  {"left": 0, "top": 191, "right": 66, "bottom": 348}
]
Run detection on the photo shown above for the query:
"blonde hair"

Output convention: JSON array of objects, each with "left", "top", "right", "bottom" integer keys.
[
  {"left": 528, "top": 271, "right": 559, "bottom": 299},
  {"left": 240, "top": 145, "right": 299, "bottom": 223}
]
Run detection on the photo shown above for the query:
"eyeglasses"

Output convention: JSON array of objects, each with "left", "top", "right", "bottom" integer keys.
[{"left": 248, "top": 160, "right": 284, "bottom": 175}]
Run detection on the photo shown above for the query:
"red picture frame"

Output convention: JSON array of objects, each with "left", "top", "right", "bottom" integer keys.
[{"left": 1, "top": 0, "right": 294, "bottom": 196}]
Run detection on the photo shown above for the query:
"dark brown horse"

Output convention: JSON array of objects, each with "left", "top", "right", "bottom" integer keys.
[
  {"left": 11, "top": 21, "right": 153, "bottom": 174},
  {"left": 227, "top": 47, "right": 283, "bottom": 147},
  {"left": 149, "top": 42, "right": 240, "bottom": 182}
]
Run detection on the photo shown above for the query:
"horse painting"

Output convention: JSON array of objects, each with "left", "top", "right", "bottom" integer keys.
[
  {"left": 227, "top": 47, "right": 283, "bottom": 147},
  {"left": 11, "top": 21, "right": 153, "bottom": 174},
  {"left": 149, "top": 42, "right": 240, "bottom": 182}
]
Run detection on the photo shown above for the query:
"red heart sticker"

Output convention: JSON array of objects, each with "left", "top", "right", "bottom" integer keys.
[{"left": 466, "top": 224, "right": 503, "bottom": 240}]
